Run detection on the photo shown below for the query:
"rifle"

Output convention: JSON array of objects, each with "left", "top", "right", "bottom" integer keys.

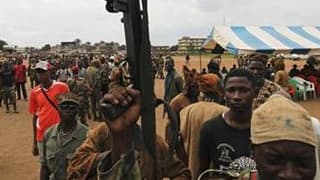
[{"left": 102, "top": 0, "right": 158, "bottom": 178}]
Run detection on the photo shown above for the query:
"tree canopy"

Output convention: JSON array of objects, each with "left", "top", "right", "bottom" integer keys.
[{"left": 41, "top": 44, "right": 51, "bottom": 51}]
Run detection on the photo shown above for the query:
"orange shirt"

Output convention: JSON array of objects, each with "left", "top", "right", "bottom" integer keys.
[{"left": 29, "top": 81, "right": 69, "bottom": 141}]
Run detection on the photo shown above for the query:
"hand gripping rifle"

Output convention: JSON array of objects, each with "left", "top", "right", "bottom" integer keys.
[{"left": 102, "top": 0, "right": 159, "bottom": 178}]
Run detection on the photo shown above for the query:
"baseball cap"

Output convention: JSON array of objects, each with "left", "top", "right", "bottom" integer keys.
[{"left": 35, "top": 61, "right": 51, "bottom": 71}]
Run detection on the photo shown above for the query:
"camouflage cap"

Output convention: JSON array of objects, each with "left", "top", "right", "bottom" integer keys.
[{"left": 56, "top": 92, "right": 80, "bottom": 105}]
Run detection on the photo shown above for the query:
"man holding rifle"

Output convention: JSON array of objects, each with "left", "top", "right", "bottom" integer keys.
[
  {"left": 67, "top": 0, "right": 191, "bottom": 178},
  {"left": 67, "top": 83, "right": 191, "bottom": 179}
]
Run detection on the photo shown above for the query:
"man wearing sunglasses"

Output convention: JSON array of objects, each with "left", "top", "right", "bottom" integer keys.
[
  {"left": 29, "top": 61, "right": 69, "bottom": 162},
  {"left": 40, "top": 92, "right": 88, "bottom": 180}
]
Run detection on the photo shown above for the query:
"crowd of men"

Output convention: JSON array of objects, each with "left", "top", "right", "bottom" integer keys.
[{"left": 1, "top": 51, "right": 320, "bottom": 180}]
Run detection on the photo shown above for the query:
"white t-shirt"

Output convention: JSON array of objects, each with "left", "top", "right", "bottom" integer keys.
[{"left": 57, "top": 69, "right": 69, "bottom": 82}]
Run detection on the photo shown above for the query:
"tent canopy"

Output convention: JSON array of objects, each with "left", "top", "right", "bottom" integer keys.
[{"left": 202, "top": 26, "right": 320, "bottom": 55}]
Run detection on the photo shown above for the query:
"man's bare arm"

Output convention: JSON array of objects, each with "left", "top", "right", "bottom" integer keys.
[{"left": 32, "top": 115, "right": 38, "bottom": 156}]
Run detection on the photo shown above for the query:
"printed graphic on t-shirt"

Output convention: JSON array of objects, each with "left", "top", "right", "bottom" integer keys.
[
  {"left": 217, "top": 143, "right": 235, "bottom": 170},
  {"left": 199, "top": 114, "right": 251, "bottom": 170}
]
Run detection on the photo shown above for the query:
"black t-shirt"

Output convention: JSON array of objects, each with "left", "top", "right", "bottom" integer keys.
[
  {"left": 199, "top": 114, "right": 251, "bottom": 170},
  {"left": 289, "top": 68, "right": 300, "bottom": 77}
]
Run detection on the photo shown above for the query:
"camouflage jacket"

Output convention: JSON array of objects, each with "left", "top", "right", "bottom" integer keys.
[
  {"left": 67, "top": 78, "right": 90, "bottom": 103},
  {"left": 100, "top": 65, "right": 110, "bottom": 91},
  {"left": 43, "top": 121, "right": 88, "bottom": 180},
  {"left": 86, "top": 66, "right": 101, "bottom": 91},
  {"left": 252, "top": 79, "right": 283, "bottom": 110}
]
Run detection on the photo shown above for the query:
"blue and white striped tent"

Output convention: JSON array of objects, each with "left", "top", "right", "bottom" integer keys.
[{"left": 202, "top": 26, "right": 320, "bottom": 55}]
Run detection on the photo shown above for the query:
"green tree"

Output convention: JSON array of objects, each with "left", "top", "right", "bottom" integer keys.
[
  {"left": 0, "top": 39, "right": 8, "bottom": 50},
  {"left": 41, "top": 44, "right": 51, "bottom": 51}
]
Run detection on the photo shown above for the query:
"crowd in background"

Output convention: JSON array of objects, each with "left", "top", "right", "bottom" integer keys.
[{"left": 1, "top": 51, "right": 320, "bottom": 179}]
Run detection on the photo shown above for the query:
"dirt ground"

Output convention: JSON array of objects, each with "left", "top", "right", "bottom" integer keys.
[{"left": 0, "top": 55, "right": 319, "bottom": 179}]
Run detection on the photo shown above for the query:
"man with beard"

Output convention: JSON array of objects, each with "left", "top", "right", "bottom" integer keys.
[
  {"left": 246, "top": 54, "right": 283, "bottom": 109},
  {"left": 198, "top": 69, "right": 256, "bottom": 175}
]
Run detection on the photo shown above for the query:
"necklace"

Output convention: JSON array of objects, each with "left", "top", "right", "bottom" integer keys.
[{"left": 58, "top": 124, "right": 76, "bottom": 137}]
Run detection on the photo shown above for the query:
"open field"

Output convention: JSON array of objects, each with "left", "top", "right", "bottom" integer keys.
[{"left": 0, "top": 55, "right": 319, "bottom": 179}]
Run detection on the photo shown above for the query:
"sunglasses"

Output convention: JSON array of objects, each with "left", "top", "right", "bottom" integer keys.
[{"left": 58, "top": 104, "right": 78, "bottom": 110}]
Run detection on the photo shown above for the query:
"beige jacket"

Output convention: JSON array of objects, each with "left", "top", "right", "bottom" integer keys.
[{"left": 180, "top": 102, "right": 228, "bottom": 179}]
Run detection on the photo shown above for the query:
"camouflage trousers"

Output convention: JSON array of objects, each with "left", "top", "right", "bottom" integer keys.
[
  {"left": 78, "top": 102, "right": 89, "bottom": 125},
  {"left": 1, "top": 86, "right": 16, "bottom": 105},
  {"left": 97, "top": 150, "right": 141, "bottom": 180},
  {"left": 90, "top": 91, "right": 102, "bottom": 120}
]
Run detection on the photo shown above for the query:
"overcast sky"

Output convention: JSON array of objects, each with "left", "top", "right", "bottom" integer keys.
[{"left": 0, "top": 0, "right": 319, "bottom": 47}]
